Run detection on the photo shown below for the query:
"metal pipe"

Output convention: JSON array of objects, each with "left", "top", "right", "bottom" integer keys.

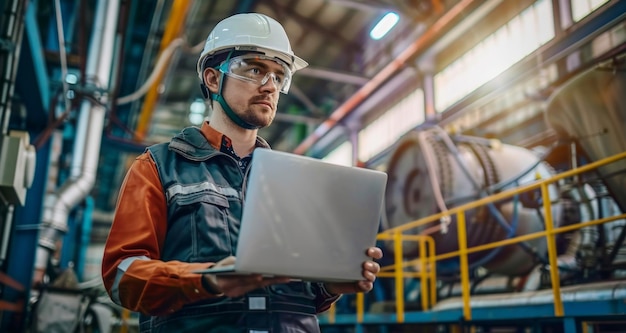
[
  {"left": 53, "top": 0, "right": 71, "bottom": 115},
  {"left": 292, "top": 0, "right": 477, "bottom": 155},
  {"left": 34, "top": 0, "right": 120, "bottom": 281},
  {"left": 297, "top": 67, "right": 369, "bottom": 86},
  {"left": 0, "top": 205, "right": 14, "bottom": 264}
]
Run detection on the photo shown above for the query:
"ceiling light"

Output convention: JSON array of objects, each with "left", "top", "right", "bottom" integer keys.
[{"left": 370, "top": 12, "right": 399, "bottom": 40}]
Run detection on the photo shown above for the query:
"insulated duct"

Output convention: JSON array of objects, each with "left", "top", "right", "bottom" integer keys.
[
  {"left": 383, "top": 128, "right": 565, "bottom": 276},
  {"left": 34, "top": 0, "right": 120, "bottom": 282}
]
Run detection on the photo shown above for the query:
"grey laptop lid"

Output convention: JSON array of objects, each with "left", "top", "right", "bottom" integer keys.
[{"left": 196, "top": 148, "right": 387, "bottom": 282}]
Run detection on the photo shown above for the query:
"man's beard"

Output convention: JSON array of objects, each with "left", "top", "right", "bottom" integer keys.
[
  {"left": 238, "top": 109, "right": 275, "bottom": 128},
  {"left": 238, "top": 95, "right": 276, "bottom": 128}
]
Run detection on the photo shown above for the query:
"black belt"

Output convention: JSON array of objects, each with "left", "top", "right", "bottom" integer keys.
[
  {"left": 199, "top": 299, "right": 317, "bottom": 315},
  {"left": 140, "top": 297, "right": 318, "bottom": 332}
]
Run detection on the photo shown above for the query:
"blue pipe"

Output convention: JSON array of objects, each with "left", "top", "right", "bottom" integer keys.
[
  {"left": 24, "top": 0, "right": 50, "bottom": 111},
  {"left": 57, "top": 195, "right": 93, "bottom": 281},
  {"left": 59, "top": 212, "right": 77, "bottom": 269},
  {"left": 76, "top": 196, "right": 94, "bottom": 281},
  {"left": 469, "top": 194, "right": 521, "bottom": 270}
]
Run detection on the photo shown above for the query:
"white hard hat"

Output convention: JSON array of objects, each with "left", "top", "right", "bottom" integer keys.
[{"left": 196, "top": 13, "right": 308, "bottom": 79}]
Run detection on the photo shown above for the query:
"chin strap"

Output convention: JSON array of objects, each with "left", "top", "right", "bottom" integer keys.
[
  {"left": 203, "top": 49, "right": 260, "bottom": 130},
  {"left": 210, "top": 90, "right": 259, "bottom": 130}
]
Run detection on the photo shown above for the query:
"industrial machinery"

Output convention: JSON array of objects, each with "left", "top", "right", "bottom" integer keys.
[
  {"left": 384, "top": 126, "right": 566, "bottom": 280},
  {"left": 341, "top": 62, "right": 626, "bottom": 332},
  {"left": 383, "top": 64, "right": 625, "bottom": 288}
]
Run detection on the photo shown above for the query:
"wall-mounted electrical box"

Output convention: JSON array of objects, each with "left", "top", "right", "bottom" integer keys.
[{"left": 0, "top": 131, "right": 37, "bottom": 205}]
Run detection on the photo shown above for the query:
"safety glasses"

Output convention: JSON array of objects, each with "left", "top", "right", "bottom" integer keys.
[{"left": 218, "top": 55, "right": 293, "bottom": 94}]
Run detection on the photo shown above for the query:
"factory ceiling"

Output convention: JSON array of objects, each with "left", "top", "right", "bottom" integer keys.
[
  {"left": 27, "top": 0, "right": 461, "bottom": 213},
  {"left": 120, "top": 0, "right": 454, "bottom": 149}
]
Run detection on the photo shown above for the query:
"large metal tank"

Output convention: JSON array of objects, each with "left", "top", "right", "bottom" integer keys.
[
  {"left": 544, "top": 65, "right": 626, "bottom": 212},
  {"left": 383, "top": 127, "right": 564, "bottom": 276}
]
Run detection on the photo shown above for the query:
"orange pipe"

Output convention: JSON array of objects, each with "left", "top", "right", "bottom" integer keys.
[
  {"left": 134, "top": 0, "right": 192, "bottom": 140},
  {"left": 292, "top": 0, "right": 477, "bottom": 155}
]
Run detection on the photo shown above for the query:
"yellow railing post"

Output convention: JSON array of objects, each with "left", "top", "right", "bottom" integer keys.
[
  {"left": 419, "top": 236, "right": 428, "bottom": 310},
  {"left": 393, "top": 231, "right": 405, "bottom": 323},
  {"left": 356, "top": 292, "right": 364, "bottom": 323},
  {"left": 456, "top": 212, "right": 471, "bottom": 320},
  {"left": 541, "top": 183, "right": 564, "bottom": 316},
  {"left": 120, "top": 309, "right": 130, "bottom": 333},
  {"left": 428, "top": 237, "right": 437, "bottom": 306}
]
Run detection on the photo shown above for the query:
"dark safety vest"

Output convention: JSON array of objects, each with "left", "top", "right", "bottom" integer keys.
[{"left": 139, "top": 126, "right": 337, "bottom": 333}]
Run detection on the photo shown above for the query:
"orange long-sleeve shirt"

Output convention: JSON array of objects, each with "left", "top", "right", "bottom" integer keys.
[{"left": 101, "top": 123, "right": 231, "bottom": 315}]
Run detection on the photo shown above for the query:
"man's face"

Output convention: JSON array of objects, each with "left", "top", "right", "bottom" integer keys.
[{"left": 220, "top": 57, "right": 286, "bottom": 129}]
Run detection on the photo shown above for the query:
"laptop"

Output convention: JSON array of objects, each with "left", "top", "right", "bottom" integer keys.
[{"left": 193, "top": 148, "right": 387, "bottom": 282}]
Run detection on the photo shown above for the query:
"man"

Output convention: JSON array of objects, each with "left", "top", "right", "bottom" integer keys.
[{"left": 102, "top": 13, "right": 382, "bottom": 333}]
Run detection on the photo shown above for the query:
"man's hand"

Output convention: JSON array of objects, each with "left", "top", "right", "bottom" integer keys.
[
  {"left": 324, "top": 247, "right": 383, "bottom": 295},
  {"left": 202, "top": 256, "right": 290, "bottom": 298}
]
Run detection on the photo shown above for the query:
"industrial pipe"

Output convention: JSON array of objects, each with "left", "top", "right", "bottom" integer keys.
[{"left": 34, "top": 0, "right": 120, "bottom": 283}]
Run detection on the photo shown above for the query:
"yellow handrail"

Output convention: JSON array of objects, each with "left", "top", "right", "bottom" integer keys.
[
  {"left": 345, "top": 150, "right": 626, "bottom": 324},
  {"left": 378, "top": 151, "right": 626, "bottom": 235}
]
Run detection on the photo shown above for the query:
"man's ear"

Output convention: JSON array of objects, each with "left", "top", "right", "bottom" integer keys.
[{"left": 203, "top": 68, "right": 220, "bottom": 95}]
